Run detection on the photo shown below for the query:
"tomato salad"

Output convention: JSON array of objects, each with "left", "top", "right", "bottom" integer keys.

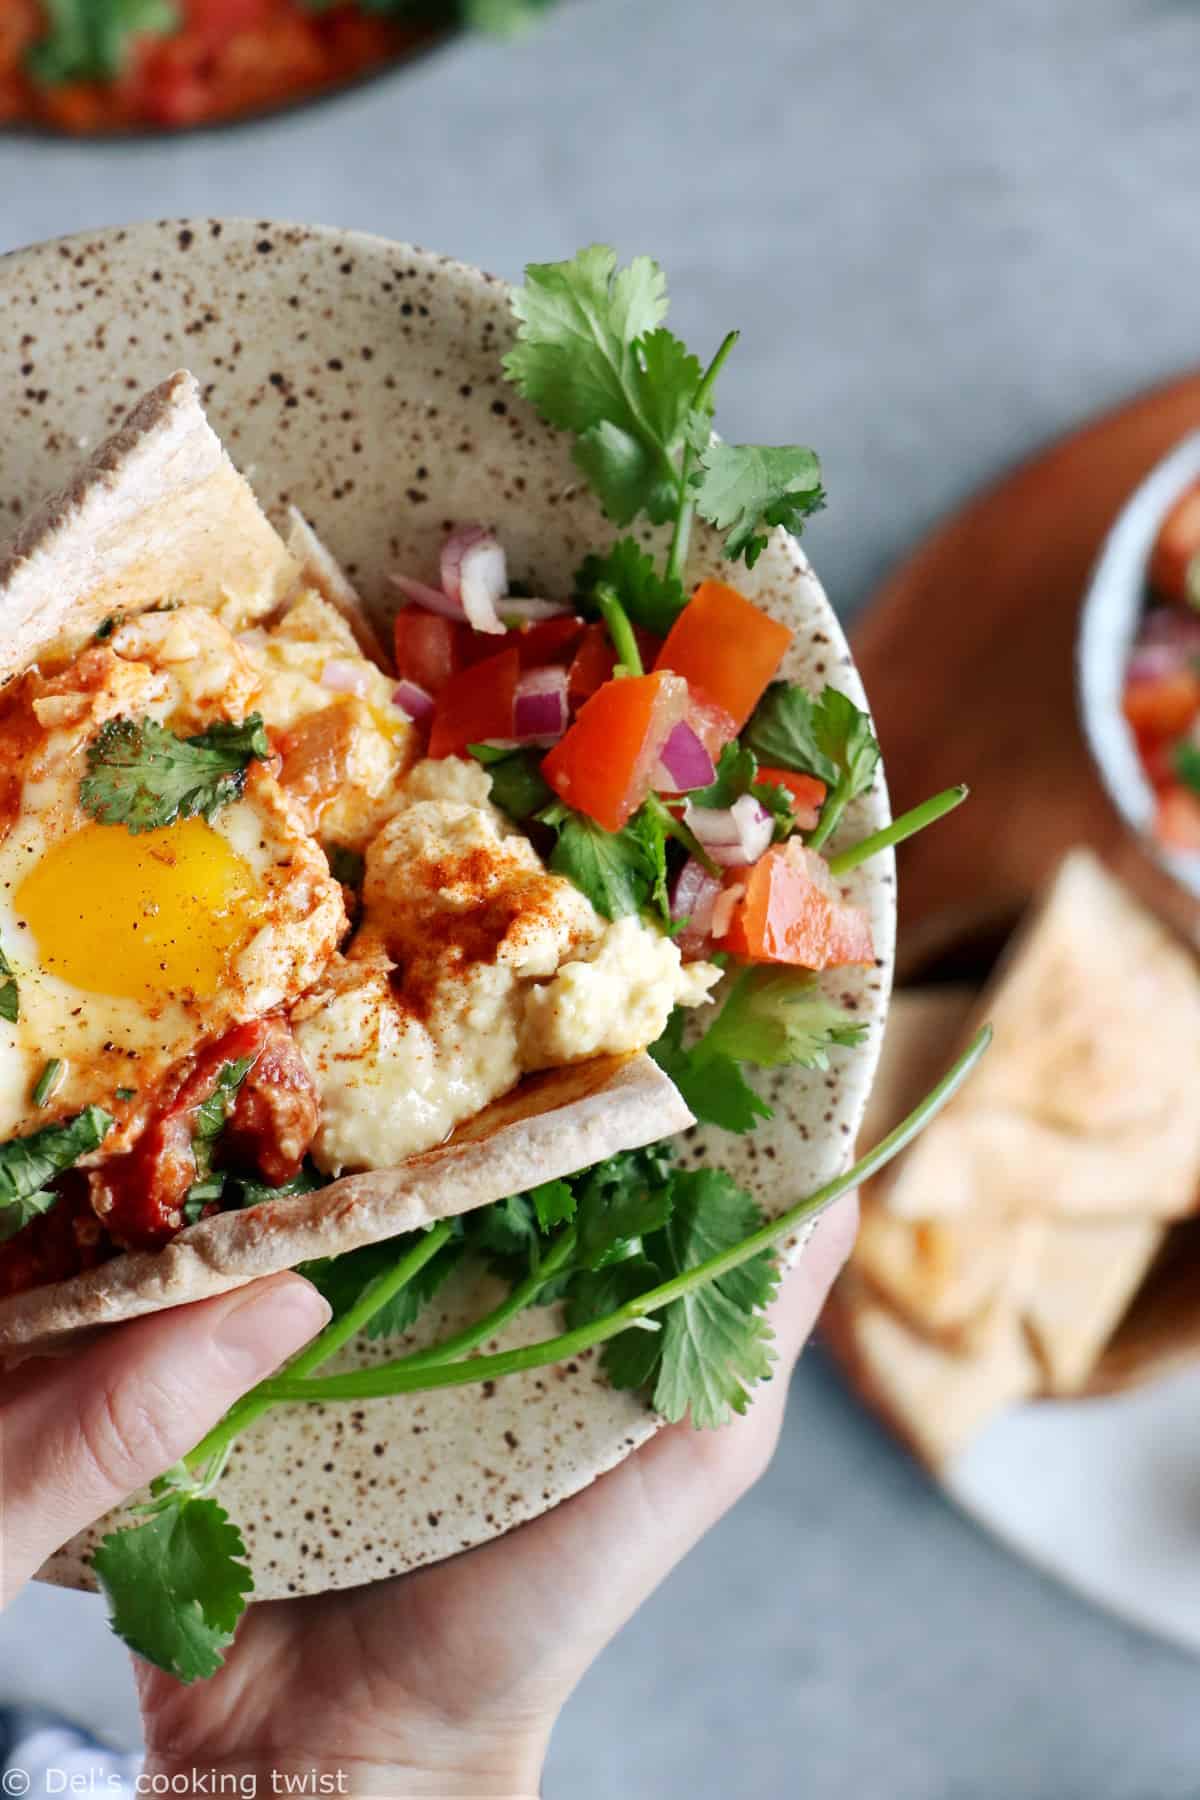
[
  {"left": 1121, "top": 479, "right": 1200, "bottom": 852},
  {"left": 1, "top": 0, "right": 445, "bottom": 134}
]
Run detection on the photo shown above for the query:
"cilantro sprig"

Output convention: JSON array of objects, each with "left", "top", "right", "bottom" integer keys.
[
  {"left": 27, "top": 0, "right": 178, "bottom": 85},
  {"left": 182, "top": 1058, "right": 257, "bottom": 1223},
  {"left": 81, "top": 714, "right": 271, "bottom": 835},
  {"left": 0, "top": 1105, "right": 113, "bottom": 1243},
  {"left": 743, "top": 683, "right": 881, "bottom": 850},
  {"left": 505, "top": 246, "right": 823, "bottom": 580}
]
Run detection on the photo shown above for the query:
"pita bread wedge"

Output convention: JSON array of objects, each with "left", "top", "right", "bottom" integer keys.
[
  {"left": 1081, "top": 1220, "right": 1200, "bottom": 1396},
  {"left": 0, "top": 374, "right": 692, "bottom": 1363}
]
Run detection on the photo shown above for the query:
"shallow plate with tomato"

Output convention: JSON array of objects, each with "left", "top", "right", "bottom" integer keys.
[{"left": 1079, "top": 427, "right": 1200, "bottom": 895}]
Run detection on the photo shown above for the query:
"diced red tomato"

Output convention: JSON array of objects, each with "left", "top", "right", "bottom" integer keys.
[
  {"left": 1150, "top": 482, "right": 1200, "bottom": 605},
  {"left": 686, "top": 685, "right": 740, "bottom": 760},
  {"left": 1156, "top": 784, "right": 1200, "bottom": 850},
  {"left": 717, "top": 841, "right": 875, "bottom": 969},
  {"left": 542, "top": 672, "right": 688, "bottom": 831},
  {"left": 1135, "top": 731, "right": 1180, "bottom": 790},
  {"left": 463, "top": 614, "right": 586, "bottom": 671},
  {"left": 0, "top": 1174, "right": 111, "bottom": 1301},
  {"left": 427, "top": 650, "right": 521, "bottom": 759},
  {"left": 756, "top": 765, "right": 827, "bottom": 830},
  {"left": 394, "top": 609, "right": 470, "bottom": 696},
  {"left": 1122, "top": 669, "right": 1200, "bottom": 739},
  {"left": 567, "top": 622, "right": 664, "bottom": 706},
  {"left": 654, "top": 580, "right": 792, "bottom": 730},
  {"left": 184, "top": 0, "right": 275, "bottom": 34}
]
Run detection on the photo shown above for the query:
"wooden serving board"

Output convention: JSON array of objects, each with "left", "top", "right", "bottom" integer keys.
[{"left": 852, "top": 370, "right": 1200, "bottom": 975}]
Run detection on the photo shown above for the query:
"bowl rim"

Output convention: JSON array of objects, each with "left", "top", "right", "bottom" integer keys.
[{"left": 1076, "top": 426, "right": 1200, "bottom": 897}]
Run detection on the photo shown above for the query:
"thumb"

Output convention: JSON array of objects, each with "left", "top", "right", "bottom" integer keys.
[{"left": 1, "top": 1273, "right": 330, "bottom": 1604}]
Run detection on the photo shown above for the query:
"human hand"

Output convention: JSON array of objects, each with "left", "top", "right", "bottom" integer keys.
[{"left": 132, "top": 1197, "right": 856, "bottom": 1799}]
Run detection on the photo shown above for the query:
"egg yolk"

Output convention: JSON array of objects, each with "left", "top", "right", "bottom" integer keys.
[{"left": 16, "top": 818, "right": 261, "bottom": 1003}]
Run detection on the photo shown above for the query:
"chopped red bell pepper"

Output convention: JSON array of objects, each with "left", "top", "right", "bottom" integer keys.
[
  {"left": 428, "top": 650, "right": 521, "bottom": 760},
  {"left": 654, "top": 580, "right": 792, "bottom": 730},
  {"left": 1150, "top": 482, "right": 1200, "bottom": 605},
  {"left": 1156, "top": 784, "right": 1200, "bottom": 850},
  {"left": 1122, "top": 668, "right": 1200, "bottom": 739},
  {"left": 755, "top": 765, "right": 827, "bottom": 830},
  {"left": 717, "top": 841, "right": 874, "bottom": 969},
  {"left": 542, "top": 671, "right": 688, "bottom": 831}
]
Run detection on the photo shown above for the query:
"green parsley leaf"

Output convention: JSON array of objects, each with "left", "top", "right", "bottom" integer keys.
[
  {"left": 649, "top": 1007, "right": 772, "bottom": 1135},
  {"left": 300, "top": 1230, "right": 464, "bottom": 1341},
  {"left": 573, "top": 537, "right": 687, "bottom": 635},
  {"left": 649, "top": 1170, "right": 779, "bottom": 1427},
  {"left": 1175, "top": 740, "right": 1200, "bottom": 797},
  {"left": 743, "top": 682, "right": 880, "bottom": 849},
  {"left": 700, "top": 966, "right": 867, "bottom": 1070},
  {"left": 470, "top": 745, "right": 555, "bottom": 821},
  {"left": 504, "top": 247, "right": 697, "bottom": 527},
  {"left": 541, "top": 802, "right": 669, "bottom": 922},
  {"left": 0, "top": 941, "right": 19, "bottom": 1025},
  {"left": 80, "top": 714, "right": 271, "bottom": 836},
  {"left": 0, "top": 1105, "right": 113, "bottom": 1243},
  {"left": 27, "top": 0, "right": 178, "bottom": 84},
  {"left": 693, "top": 443, "right": 825, "bottom": 569},
  {"left": 92, "top": 1495, "right": 252, "bottom": 1684}
]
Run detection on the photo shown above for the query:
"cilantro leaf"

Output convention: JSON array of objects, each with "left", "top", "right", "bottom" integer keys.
[
  {"left": 0, "top": 940, "right": 18, "bottom": 1025},
  {"left": 573, "top": 1145, "right": 675, "bottom": 1268},
  {"left": 566, "top": 1257, "right": 666, "bottom": 1392},
  {"left": 92, "top": 1495, "right": 252, "bottom": 1684},
  {"left": 468, "top": 1194, "right": 540, "bottom": 1269},
  {"left": 689, "top": 743, "right": 796, "bottom": 840},
  {"left": 0, "top": 1105, "right": 113, "bottom": 1243},
  {"left": 470, "top": 745, "right": 554, "bottom": 821},
  {"left": 573, "top": 538, "right": 687, "bottom": 635},
  {"left": 462, "top": 0, "right": 558, "bottom": 32},
  {"left": 701, "top": 967, "right": 867, "bottom": 1070},
  {"left": 504, "top": 247, "right": 695, "bottom": 527},
  {"left": 1175, "top": 740, "right": 1200, "bottom": 797},
  {"left": 182, "top": 1058, "right": 255, "bottom": 1221},
  {"left": 530, "top": 1178, "right": 576, "bottom": 1232},
  {"left": 27, "top": 0, "right": 178, "bottom": 84},
  {"left": 541, "top": 802, "right": 669, "bottom": 922},
  {"left": 227, "top": 1161, "right": 326, "bottom": 1211},
  {"left": 81, "top": 714, "right": 271, "bottom": 835},
  {"left": 648, "top": 1170, "right": 779, "bottom": 1427},
  {"left": 649, "top": 1007, "right": 772, "bottom": 1136},
  {"left": 743, "top": 683, "right": 880, "bottom": 849},
  {"left": 694, "top": 443, "right": 825, "bottom": 568},
  {"left": 300, "top": 1230, "right": 464, "bottom": 1340}
]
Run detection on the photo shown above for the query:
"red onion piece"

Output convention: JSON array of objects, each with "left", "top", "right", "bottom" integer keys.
[
  {"left": 512, "top": 666, "right": 569, "bottom": 745},
  {"left": 499, "top": 596, "right": 574, "bottom": 623},
  {"left": 393, "top": 679, "right": 435, "bottom": 724},
  {"left": 389, "top": 573, "right": 466, "bottom": 621},
  {"left": 670, "top": 857, "right": 723, "bottom": 954},
  {"left": 443, "top": 525, "right": 508, "bottom": 635},
  {"left": 655, "top": 721, "right": 716, "bottom": 793},
  {"left": 321, "top": 658, "right": 372, "bottom": 697},
  {"left": 1126, "top": 643, "right": 1184, "bottom": 684},
  {"left": 684, "top": 794, "right": 774, "bottom": 867}
]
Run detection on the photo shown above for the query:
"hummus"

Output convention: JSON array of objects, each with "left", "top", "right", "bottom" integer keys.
[{"left": 295, "top": 758, "right": 721, "bottom": 1174}]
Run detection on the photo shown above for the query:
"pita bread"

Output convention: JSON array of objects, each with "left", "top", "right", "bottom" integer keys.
[
  {"left": 0, "top": 375, "right": 692, "bottom": 1361},
  {"left": 1082, "top": 1220, "right": 1200, "bottom": 1396}
]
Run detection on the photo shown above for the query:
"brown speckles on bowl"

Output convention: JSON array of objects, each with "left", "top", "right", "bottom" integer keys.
[{"left": 2, "top": 220, "right": 894, "bottom": 1604}]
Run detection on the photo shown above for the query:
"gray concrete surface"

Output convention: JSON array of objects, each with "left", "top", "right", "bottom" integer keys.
[{"left": 3, "top": 1, "right": 1200, "bottom": 1793}]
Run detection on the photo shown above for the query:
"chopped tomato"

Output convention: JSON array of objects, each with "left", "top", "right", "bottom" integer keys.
[
  {"left": 428, "top": 650, "right": 521, "bottom": 760},
  {"left": 1156, "top": 784, "right": 1200, "bottom": 850},
  {"left": 1150, "top": 482, "right": 1200, "bottom": 605},
  {"left": 1135, "top": 731, "right": 1180, "bottom": 790},
  {"left": 0, "top": 1174, "right": 111, "bottom": 1301},
  {"left": 394, "top": 609, "right": 469, "bottom": 696},
  {"left": 184, "top": 0, "right": 275, "bottom": 34},
  {"left": 542, "top": 671, "right": 688, "bottom": 831},
  {"left": 655, "top": 580, "right": 792, "bottom": 730},
  {"left": 461, "top": 614, "right": 586, "bottom": 671},
  {"left": 567, "top": 621, "right": 664, "bottom": 706},
  {"left": 756, "top": 766, "right": 827, "bottom": 830},
  {"left": 686, "top": 685, "right": 740, "bottom": 759},
  {"left": 1122, "top": 668, "right": 1200, "bottom": 739},
  {"left": 718, "top": 841, "right": 874, "bottom": 969}
]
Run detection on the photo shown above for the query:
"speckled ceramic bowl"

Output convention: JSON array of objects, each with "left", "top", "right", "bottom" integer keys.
[{"left": 0, "top": 220, "right": 895, "bottom": 1600}]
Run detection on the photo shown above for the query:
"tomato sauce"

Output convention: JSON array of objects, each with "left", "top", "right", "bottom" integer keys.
[{"left": 0, "top": 2, "right": 441, "bottom": 134}]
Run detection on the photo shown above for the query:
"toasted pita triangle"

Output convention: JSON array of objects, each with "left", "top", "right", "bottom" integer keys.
[{"left": 0, "top": 377, "right": 692, "bottom": 1362}]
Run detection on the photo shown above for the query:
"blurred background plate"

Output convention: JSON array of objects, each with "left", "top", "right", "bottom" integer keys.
[{"left": 848, "top": 369, "right": 1200, "bottom": 1650}]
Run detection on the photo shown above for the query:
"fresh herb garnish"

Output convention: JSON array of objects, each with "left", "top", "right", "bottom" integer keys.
[
  {"left": 325, "top": 844, "right": 365, "bottom": 888},
  {"left": 689, "top": 743, "right": 796, "bottom": 839},
  {"left": 0, "top": 1105, "right": 113, "bottom": 1243},
  {"left": 32, "top": 1059, "right": 66, "bottom": 1109},
  {"left": 27, "top": 0, "right": 178, "bottom": 85},
  {"left": 227, "top": 1162, "right": 326, "bottom": 1211},
  {"left": 469, "top": 744, "right": 555, "bottom": 820},
  {"left": 80, "top": 714, "right": 271, "bottom": 835},
  {"left": 115, "top": 1086, "right": 137, "bottom": 1102},
  {"left": 182, "top": 1059, "right": 255, "bottom": 1222},
  {"left": 573, "top": 538, "right": 688, "bottom": 635},
  {"left": 301, "top": 1229, "right": 464, "bottom": 1341},
  {"left": 1174, "top": 740, "right": 1200, "bottom": 798},
  {"left": 540, "top": 800, "right": 670, "bottom": 923},
  {"left": 505, "top": 246, "right": 822, "bottom": 576},
  {"left": 0, "top": 942, "right": 19, "bottom": 1026},
  {"left": 743, "top": 683, "right": 881, "bottom": 851}
]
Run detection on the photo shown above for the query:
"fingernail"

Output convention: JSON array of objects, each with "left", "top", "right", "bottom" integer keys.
[{"left": 213, "top": 1276, "right": 332, "bottom": 1380}]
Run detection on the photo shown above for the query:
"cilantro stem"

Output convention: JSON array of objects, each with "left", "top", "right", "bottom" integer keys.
[
  {"left": 826, "top": 785, "right": 968, "bottom": 877},
  {"left": 391, "top": 1225, "right": 578, "bottom": 1371},
  {"left": 186, "top": 1220, "right": 456, "bottom": 1473},
  {"left": 259, "top": 1027, "right": 992, "bottom": 1406},
  {"left": 665, "top": 329, "right": 740, "bottom": 587},
  {"left": 643, "top": 792, "right": 720, "bottom": 875},
  {"left": 594, "top": 582, "right": 644, "bottom": 676}
]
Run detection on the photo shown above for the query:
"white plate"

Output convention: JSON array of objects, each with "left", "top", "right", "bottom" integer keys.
[{"left": 946, "top": 1368, "right": 1200, "bottom": 1652}]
